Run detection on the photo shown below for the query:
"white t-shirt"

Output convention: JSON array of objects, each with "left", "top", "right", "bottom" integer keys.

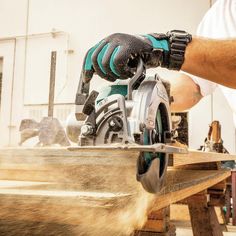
[{"left": 190, "top": 0, "right": 236, "bottom": 124}]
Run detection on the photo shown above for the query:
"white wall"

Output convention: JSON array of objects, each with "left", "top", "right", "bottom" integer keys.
[
  {"left": 0, "top": 59, "right": 2, "bottom": 72},
  {"left": 0, "top": 40, "right": 16, "bottom": 145},
  {"left": 0, "top": 0, "right": 28, "bottom": 37},
  {"left": 24, "top": 0, "right": 210, "bottom": 103}
]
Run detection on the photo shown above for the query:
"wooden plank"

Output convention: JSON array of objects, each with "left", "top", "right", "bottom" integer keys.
[
  {"left": 0, "top": 147, "right": 139, "bottom": 193},
  {"left": 0, "top": 147, "right": 234, "bottom": 180},
  {"left": 209, "top": 180, "right": 226, "bottom": 191},
  {"left": 0, "top": 146, "right": 138, "bottom": 159},
  {"left": 170, "top": 204, "right": 190, "bottom": 221},
  {"left": 148, "top": 208, "right": 169, "bottom": 221},
  {"left": 1, "top": 147, "right": 236, "bottom": 169},
  {"left": 143, "top": 207, "right": 170, "bottom": 233},
  {"left": 0, "top": 147, "right": 231, "bottom": 235},
  {"left": 172, "top": 150, "right": 236, "bottom": 166},
  {"left": 0, "top": 169, "right": 230, "bottom": 225},
  {"left": 170, "top": 205, "right": 225, "bottom": 224},
  {"left": 0, "top": 166, "right": 138, "bottom": 193},
  {"left": 142, "top": 219, "right": 166, "bottom": 232},
  {"left": 150, "top": 169, "right": 230, "bottom": 212},
  {"left": 1, "top": 147, "right": 236, "bottom": 168},
  {"left": 0, "top": 147, "right": 232, "bottom": 211}
]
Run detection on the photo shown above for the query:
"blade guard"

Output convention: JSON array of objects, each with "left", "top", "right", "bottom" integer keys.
[
  {"left": 133, "top": 74, "right": 171, "bottom": 194},
  {"left": 136, "top": 155, "right": 167, "bottom": 194}
]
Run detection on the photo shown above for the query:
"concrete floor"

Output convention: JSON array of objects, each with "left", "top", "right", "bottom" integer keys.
[{"left": 175, "top": 221, "right": 236, "bottom": 236}]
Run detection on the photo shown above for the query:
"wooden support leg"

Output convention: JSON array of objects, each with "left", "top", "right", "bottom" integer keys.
[
  {"left": 225, "top": 184, "right": 231, "bottom": 224},
  {"left": 232, "top": 169, "right": 236, "bottom": 225},
  {"left": 187, "top": 193, "right": 223, "bottom": 236},
  {"left": 132, "top": 207, "right": 176, "bottom": 236}
]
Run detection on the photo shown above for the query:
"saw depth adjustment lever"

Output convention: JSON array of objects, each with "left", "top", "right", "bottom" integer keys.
[{"left": 82, "top": 90, "right": 99, "bottom": 116}]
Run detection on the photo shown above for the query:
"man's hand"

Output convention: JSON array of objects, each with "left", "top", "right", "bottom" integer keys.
[{"left": 81, "top": 33, "right": 170, "bottom": 82}]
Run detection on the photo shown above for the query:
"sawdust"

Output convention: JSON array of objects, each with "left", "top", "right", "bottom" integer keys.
[
  {"left": 0, "top": 187, "right": 154, "bottom": 235},
  {"left": 73, "top": 190, "right": 155, "bottom": 236},
  {"left": 0, "top": 147, "right": 155, "bottom": 235}
]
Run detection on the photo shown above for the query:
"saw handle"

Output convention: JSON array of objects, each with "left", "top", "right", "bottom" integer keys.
[
  {"left": 127, "top": 58, "right": 146, "bottom": 100},
  {"left": 76, "top": 58, "right": 146, "bottom": 105}
]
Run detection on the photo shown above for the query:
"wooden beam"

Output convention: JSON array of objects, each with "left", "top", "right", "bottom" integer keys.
[
  {"left": 0, "top": 148, "right": 232, "bottom": 194},
  {"left": 0, "top": 147, "right": 138, "bottom": 193},
  {"left": 0, "top": 147, "right": 232, "bottom": 207},
  {"left": 172, "top": 149, "right": 236, "bottom": 166},
  {"left": 188, "top": 197, "right": 223, "bottom": 236},
  {"left": 150, "top": 169, "right": 230, "bottom": 212},
  {"left": 1, "top": 147, "right": 236, "bottom": 168}
]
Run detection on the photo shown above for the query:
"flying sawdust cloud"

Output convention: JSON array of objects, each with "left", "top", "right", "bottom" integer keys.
[{"left": 0, "top": 147, "right": 155, "bottom": 236}]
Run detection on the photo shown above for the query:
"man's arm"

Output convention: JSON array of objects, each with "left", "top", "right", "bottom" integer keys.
[
  {"left": 167, "top": 73, "right": 203, "bottom": 112},
  {"left": 182, "top": 38, "right": 236, "bottom": 89},
  {"left": 81, "top": 32, "right": 236, "bottom": 90}
]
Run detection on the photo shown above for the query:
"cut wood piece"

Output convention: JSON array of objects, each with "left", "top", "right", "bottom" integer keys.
[{"left": 172, "top": 150, "right": 236, "bottom": 166}]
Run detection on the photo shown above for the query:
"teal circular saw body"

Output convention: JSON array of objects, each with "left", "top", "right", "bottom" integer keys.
[
  {"left": 94, "top": 75, "right": 171, "bottom": 193},
  {"left": 96, "top": 84, "right": 128, "bottom": 104},
  {"left": 71, "top": 59, "right": 173, "bottom": 194}
]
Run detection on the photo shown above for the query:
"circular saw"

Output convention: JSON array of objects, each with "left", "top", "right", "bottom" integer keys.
[{"left": 67, "top": 59, "right": 187, "bottom": 194}]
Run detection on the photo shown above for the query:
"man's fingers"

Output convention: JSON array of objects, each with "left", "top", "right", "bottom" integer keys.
[
  {"left": 81, "top": 41, "right": 104, "bottom": 82},
  {"left": 113, "top": 48, "right": 134, "bottom": 79},
  {"left": 102, "top": 45, "right": 120, "bottom": 81},
  {"left": 91, "top": 41, "right": 113, "bottom": 80}
]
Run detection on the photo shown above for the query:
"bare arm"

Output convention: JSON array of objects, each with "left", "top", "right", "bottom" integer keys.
[
  {"left": 167, "top": 73, "right": 203, "bottom": 112},
  {"left": 182, "top": 38, "right": 236, "bottom": 89}
]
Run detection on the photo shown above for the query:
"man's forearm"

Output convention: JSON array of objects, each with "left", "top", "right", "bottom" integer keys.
[{"left": 182, "top": 38, "right": 236, "bottom": 89}]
